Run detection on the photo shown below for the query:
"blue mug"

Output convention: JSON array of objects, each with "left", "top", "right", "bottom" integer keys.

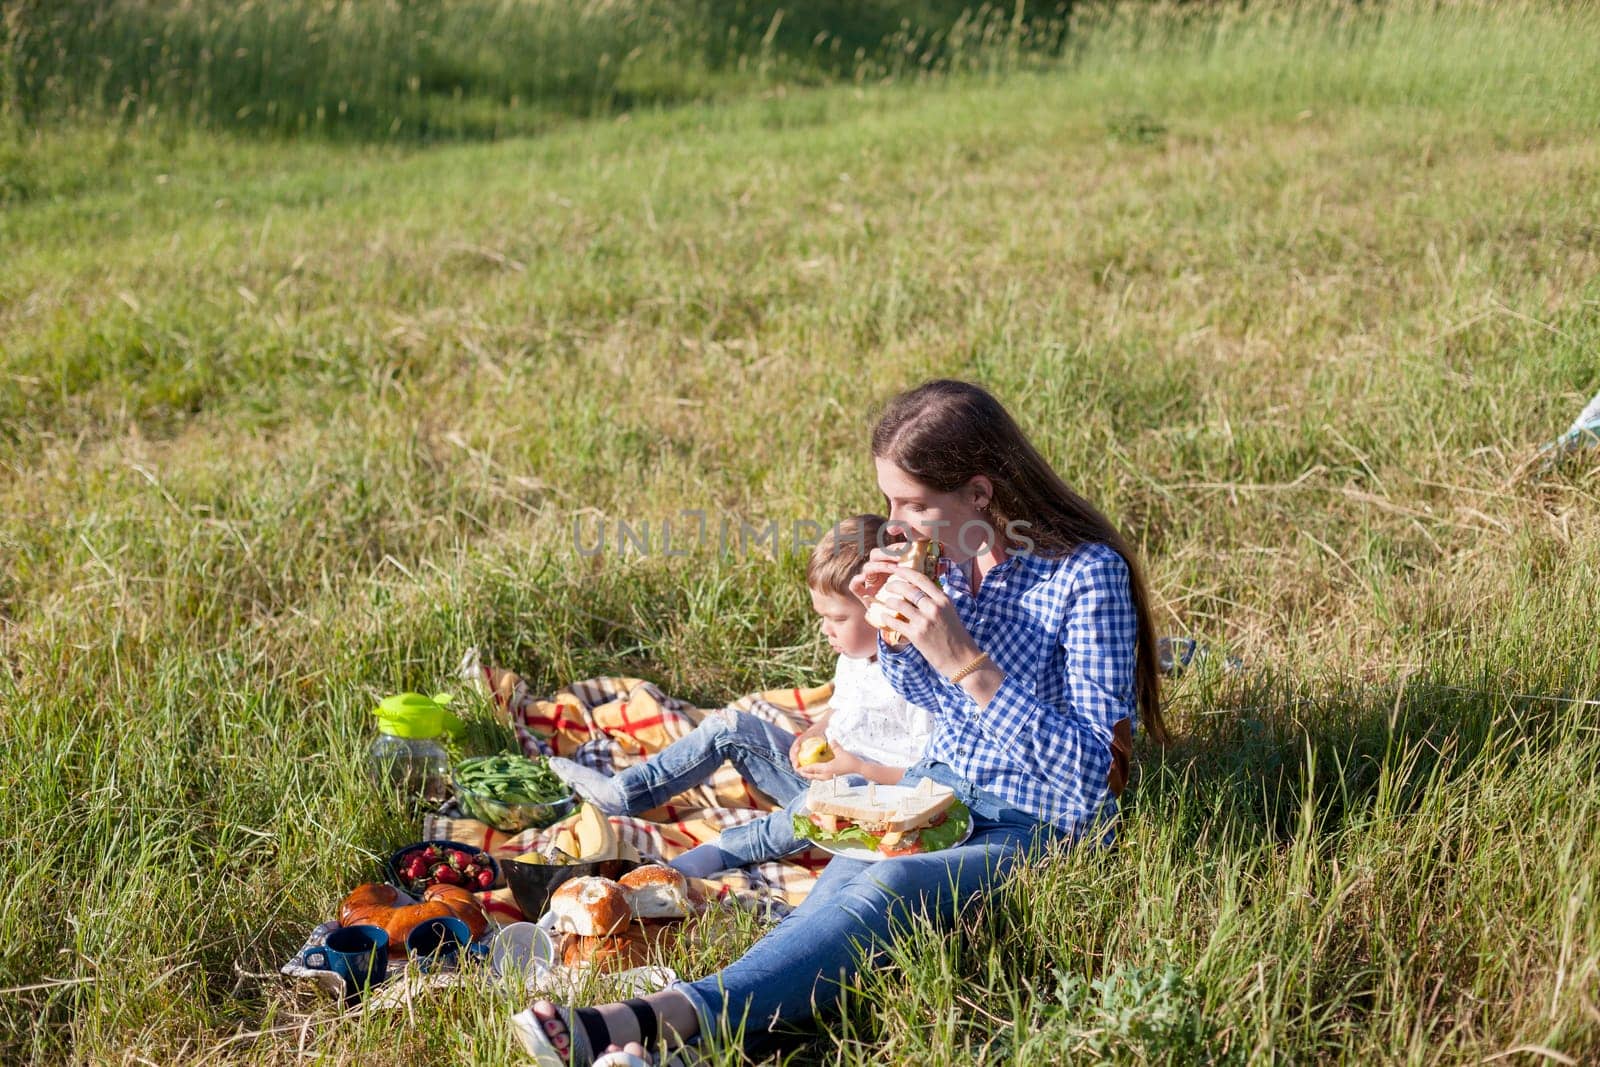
[
  {"left": 304, "top": 924, "right": 389, "bottom": 1001},
  {"left": 405, "top": 914, "right": 473, "bottom": 970}
]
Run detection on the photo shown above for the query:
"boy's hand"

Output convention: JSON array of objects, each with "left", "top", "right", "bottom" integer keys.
[
  {"left": 789, "top": 722, "right": 831, "bottom": 770},
  {"left": 796, "top": 742, "right": 868, "bottom": 780}
]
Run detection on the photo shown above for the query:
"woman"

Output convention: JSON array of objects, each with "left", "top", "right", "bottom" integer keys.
[{"left": 516, "top": 379, "right": 1167, "bottom": 1065}]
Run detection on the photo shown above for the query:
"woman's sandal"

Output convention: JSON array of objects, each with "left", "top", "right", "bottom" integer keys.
[
  {"left": 511, "top": 1005, "right": 597, "bottom": 1066},
  {"left": 511, "top": 1004, "right": 703, "bottom": 1067}
]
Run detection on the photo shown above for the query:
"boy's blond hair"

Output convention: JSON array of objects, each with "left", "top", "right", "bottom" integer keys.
[{"left": 806, "top": 514, "right": 890, "bottom": 596}]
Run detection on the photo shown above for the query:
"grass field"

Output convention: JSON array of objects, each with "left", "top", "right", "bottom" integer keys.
[{"left": 4, "top": 0, "right": 1600, "bottom": 1062}]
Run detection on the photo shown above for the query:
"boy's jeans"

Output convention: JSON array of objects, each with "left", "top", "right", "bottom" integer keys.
[{"left": 611, "top": 709, "right": 811, "bottom": 863}]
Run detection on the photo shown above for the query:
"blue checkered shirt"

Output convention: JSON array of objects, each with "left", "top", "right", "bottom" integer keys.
[{"left": 878, "top": 541, "right": 1140, "bottom": 834}]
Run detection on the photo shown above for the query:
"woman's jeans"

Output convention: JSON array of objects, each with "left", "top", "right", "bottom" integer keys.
[
  {"left": 610, "top": 709, "right": 810, "bottom": 864},
  {"left": 670, "top": 761, "right": 1069, "bottom": 1046}
]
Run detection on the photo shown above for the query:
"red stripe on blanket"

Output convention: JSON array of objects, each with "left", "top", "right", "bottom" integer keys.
[
  {"left": 793, "top": 688, "right": 804, "bottom": 709},
  {"left": 524, "top": 708, "right": 589, "bottom": 733},
  {"left": 614, "top": 713, "right": 667, "bottom": 735},
  {"left": 485, "top": 897, "right": 526, "bottom": 922}
]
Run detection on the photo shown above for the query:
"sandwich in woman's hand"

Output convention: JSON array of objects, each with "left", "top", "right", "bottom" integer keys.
[
  {"left": 864, "top": 538, "right": 941, "bottom": 645},
  {"left": 793, "top": 778, "right": 971, "bottom": 857}
]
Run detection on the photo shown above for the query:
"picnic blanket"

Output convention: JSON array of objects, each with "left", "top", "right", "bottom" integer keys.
[{"left": 423, "top": 663, "right": 837, "bottom": 921}]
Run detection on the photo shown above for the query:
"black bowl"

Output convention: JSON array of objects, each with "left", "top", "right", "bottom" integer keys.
[
  {"left": 502, "top": 856, "right": 641, "bottom": 919},
  {"left": 386, "top": 839, "right": 501, "bottom": 896}
]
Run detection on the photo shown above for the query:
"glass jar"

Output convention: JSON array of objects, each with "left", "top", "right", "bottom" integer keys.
[
  {"left": 368, "top": 732, "right": 451, "bottom": 805},
  {"left": 367, "top": 692, "right": 463, "bottom": 806}
]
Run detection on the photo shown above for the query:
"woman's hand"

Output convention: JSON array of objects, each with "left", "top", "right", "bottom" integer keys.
[
  {"left": 864, "top": 563, "right": 983, "bottom": 678},
  {"left": 847, "top": 547, "right": 912, "bottom": 611}
]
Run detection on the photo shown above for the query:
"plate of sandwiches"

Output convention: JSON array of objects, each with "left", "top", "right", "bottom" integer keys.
[
  {"left": 792, "top": 777, "right": 972, "bottom": 860},
  {"left": 536, "top": 864, "right": 697, "bottom": 971}
]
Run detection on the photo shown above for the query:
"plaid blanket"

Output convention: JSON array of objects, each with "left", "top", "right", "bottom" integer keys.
[{"left": 423, "top": 665, "right": 837, "bottom": 922}]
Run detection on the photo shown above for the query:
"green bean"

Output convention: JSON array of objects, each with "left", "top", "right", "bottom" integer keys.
[{"left": 453, "top": 753, "right": 569, "bottom": 804}]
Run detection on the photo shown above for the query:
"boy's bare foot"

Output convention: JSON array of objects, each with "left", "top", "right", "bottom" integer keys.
[{"left": 547, "top": 757, "right": 627, "bottom": 814}]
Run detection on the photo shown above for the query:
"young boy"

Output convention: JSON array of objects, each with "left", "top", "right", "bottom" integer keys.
[{"left": 549, "top": 514, "right": 932, "bottom": 878}]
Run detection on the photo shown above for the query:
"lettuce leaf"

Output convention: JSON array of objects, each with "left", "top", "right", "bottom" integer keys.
[
  {"left": 916, "top": 802, "right": 971, "bottom": 853},
  {"left": 792, "top": 801, "right": 972, "bottom": 853},
  {"left": 792, "top": 812, "right": 881, "bottom": 850}
]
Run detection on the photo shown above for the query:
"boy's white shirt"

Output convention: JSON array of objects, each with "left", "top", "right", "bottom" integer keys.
[{"left": 823, "top": 653, "right": 932, "bottom": 769}]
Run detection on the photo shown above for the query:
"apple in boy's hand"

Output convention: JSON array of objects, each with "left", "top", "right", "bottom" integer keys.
[{"left": 797, "top": 736, "right": 833, "bottom": 767}]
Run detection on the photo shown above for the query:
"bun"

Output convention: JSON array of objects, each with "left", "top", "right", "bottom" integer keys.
[
  {"left": 549, "top": 876, "right": 631, "bottom": 936},
  {"left": 339, "top": 883, "right": 402, "bottom": 927},
  {"left": 338, "top": 882, "right": 485, "bottom": 946},
  {"left": 618, "top": 865, "right": 689, "bottom": 919},
  {"left": 423, "top": 883, "right": 490, "bottom": 940},
  {"left": 560, "top": 930, "right": 654, "bottom": 970}
]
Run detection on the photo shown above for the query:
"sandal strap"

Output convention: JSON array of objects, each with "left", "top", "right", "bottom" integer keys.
[{"left": 622, "top": 998, "right": 658, "bottom": 1050}]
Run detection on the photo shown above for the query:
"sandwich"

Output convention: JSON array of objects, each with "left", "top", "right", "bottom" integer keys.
[
  {"left": 868, "top": 539, "right": 941, "bottom": 645},
  {"left": 792, "top": 778, "right": 970, "bottom": 857}
]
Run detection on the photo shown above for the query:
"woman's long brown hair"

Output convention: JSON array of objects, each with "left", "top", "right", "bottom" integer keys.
[{"left": 872, "top": 379, "right": 1168, "bottom": 745}]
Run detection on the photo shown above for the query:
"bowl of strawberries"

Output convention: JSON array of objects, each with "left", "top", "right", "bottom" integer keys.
[{"left": 386, "top": 839, "right": 500, "bottom": 895}]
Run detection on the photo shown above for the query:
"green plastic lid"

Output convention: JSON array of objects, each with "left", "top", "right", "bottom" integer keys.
[{"left": 373, "top": 692, "right": 464, "bottom": 739}]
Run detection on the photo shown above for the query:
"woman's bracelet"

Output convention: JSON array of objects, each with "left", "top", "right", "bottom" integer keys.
[{"left": 947, "top": 651, "right": 992, "bottom": 684}]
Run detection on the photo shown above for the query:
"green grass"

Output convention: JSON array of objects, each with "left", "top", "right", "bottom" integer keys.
[
  {"left": 4, "top": 0, "right": 1600, "bottom": 1062},
  {"left": 1, "top": 0, "right": 1070, "bottom": 143}
]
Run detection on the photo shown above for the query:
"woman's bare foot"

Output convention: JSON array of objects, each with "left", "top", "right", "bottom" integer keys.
[{"left": 529, "top": 1000, "right": 651, "bottom": 1064}]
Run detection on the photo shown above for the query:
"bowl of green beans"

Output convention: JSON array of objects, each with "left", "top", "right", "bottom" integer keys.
[{"left": 452, "top": 754, "right": 579, "bottom": 833}]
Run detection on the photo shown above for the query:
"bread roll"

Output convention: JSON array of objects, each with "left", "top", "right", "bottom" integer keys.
[
  {"left": 549, "top": 876, "right": 631, "bottom": 936},
  {"left": 560, "top": 930, "right": 654, "bottom": 970},
  {"left": 339, "top": 882, "right": 402, "bottom": 928},
  {"left": 423, "top": 883, "right": 490, "bottom": 940},
  {"left": 382, "top": 901, "right": 456, "bottom": 945},
  {"left": 618, "top": 864, "right": 690, "bottom": 920},
  {"left": 337, "top": 883, "right": 461, "bottom": 946}
]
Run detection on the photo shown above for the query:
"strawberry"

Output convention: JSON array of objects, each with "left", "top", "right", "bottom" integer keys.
[
  {"left": 449, "top": 850, "right": 473, "bottom": 869},
  {"left": 402, "top": 855, "right": 429, "bottom": 879},
  {"left": 423, "top": 845, "right": 443, "bottom": 862},
  {"left": 432, "top": 865, "right": 464, "bottom": 886},
  {"left": 475, "top": 868, "right": 494, "bottom": 889}
]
